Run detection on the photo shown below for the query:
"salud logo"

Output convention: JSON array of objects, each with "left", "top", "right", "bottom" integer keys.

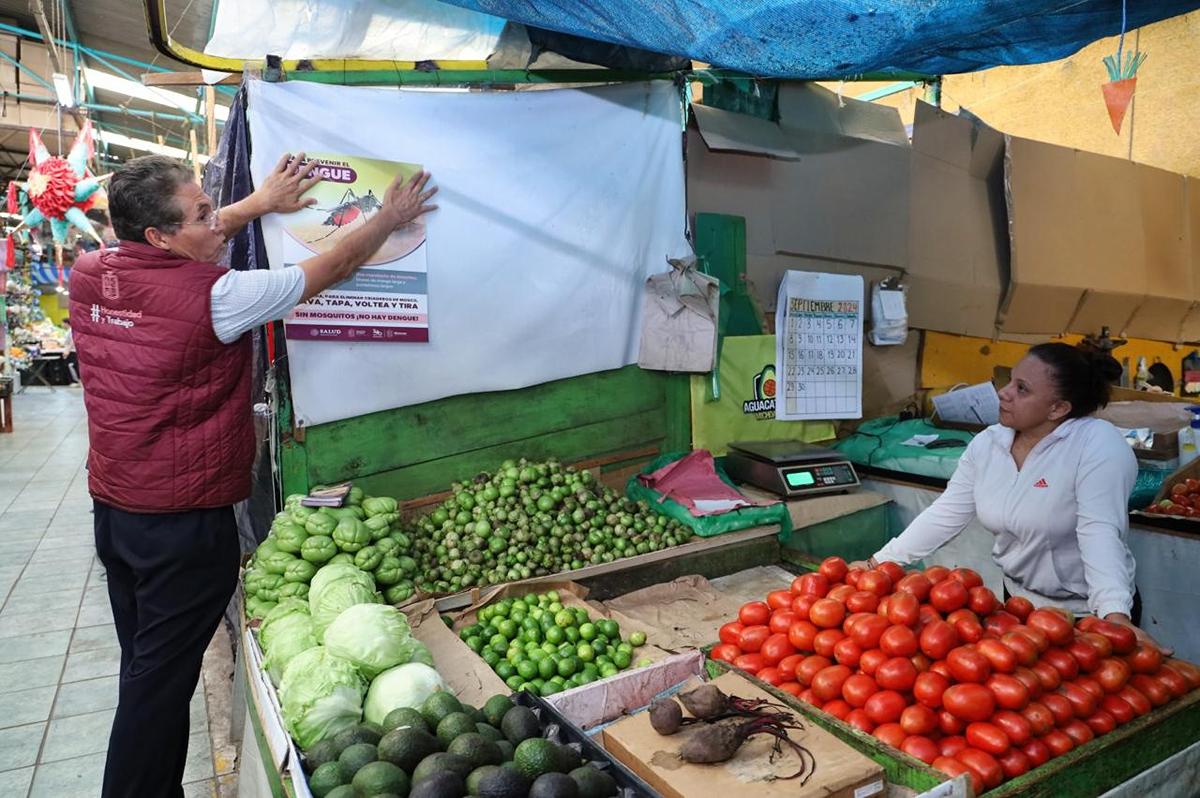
[
  {"left": 101, "top": 270, "right": 119, "bottom": 300},
  {"left": 743, "top": 364, "right": 777, "bottom": 416}
]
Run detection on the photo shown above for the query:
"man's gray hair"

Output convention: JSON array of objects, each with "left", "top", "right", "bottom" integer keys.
[{"left": 108, "top": 155, "right": 194, "bottom": 244}]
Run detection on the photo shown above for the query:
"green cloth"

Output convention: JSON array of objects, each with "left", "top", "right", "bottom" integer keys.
[
  {"left": 626, "top": 452, "right": 793, "bottom": 539},
  {"left": 689, "top": 335, "right": 835, "bottom": 456},
  {"left": 833, "top": 417, "right": 974, "bottom": 480}
]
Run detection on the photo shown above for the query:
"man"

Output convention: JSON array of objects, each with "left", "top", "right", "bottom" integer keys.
[{"left": 69, "top": 153, "right": 436, "bottom": 798}]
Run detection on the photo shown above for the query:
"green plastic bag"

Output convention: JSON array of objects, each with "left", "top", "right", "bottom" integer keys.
[{"left": 626, "top": 452, "right": 792, "bottom": 539}]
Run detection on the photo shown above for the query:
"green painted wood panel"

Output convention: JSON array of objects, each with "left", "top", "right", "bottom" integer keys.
[
  {"left": 349, "top": 407, "right": 668, "bottom": 500},
  {"left": 303, "top": 366, "right": 667, "bottom": 484}
]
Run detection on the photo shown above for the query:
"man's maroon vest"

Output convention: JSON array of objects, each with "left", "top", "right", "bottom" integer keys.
[{"left": 69, "top": 242, "right": 254, "bottom": 513}]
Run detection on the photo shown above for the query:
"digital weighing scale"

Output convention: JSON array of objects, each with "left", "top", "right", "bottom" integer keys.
[{"left": 724, "top": 441, "right": 860, "bottom": 499}]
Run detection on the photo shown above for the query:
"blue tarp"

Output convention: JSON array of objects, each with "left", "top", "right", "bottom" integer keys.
[{"left": 440, "top": 0, "right": 1200, "bottom": 77}]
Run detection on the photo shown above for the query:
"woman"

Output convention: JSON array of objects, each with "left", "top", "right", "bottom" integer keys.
[{"left": 859, "top": 343, "right": 1167, "bottom": 652}]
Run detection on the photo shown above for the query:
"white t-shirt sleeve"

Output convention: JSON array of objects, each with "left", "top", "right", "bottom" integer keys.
[
  {"left": 1074, "top": 426, "right": 1138, "bottom": 619},
  {"left": 210, "top": 267, "right": 307, "bottom": 344},
  {"left": 874, "top": 435, "right": 982, "bottom": 565}
]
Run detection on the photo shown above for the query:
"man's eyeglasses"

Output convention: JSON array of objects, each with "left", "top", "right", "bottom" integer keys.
[{"left": 178, "top": 207, "right": 220, "bottom": 231}]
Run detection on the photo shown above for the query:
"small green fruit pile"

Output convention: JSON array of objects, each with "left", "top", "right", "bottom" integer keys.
[{"left": 461, "top": 591, "right": 650, "bottom": 697}]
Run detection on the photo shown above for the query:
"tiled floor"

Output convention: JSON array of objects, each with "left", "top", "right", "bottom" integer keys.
[{"left": 0, "top": 387, "right": 230, "bottom": 797}]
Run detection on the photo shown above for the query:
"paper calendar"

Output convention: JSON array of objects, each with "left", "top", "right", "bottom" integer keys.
[{"left": 775, "top": 271, "right": 864, "bottom": 420}]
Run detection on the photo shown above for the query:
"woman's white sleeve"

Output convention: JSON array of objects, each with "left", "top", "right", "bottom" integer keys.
[
  {"left": 1075, "top": 432, "right": 1138, "bottom": 619},
  {"left": 873, "top": 440, "right": 980, "bottom": 565}
]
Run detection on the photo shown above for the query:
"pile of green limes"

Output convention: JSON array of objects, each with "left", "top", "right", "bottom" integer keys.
[{"left": 458, "top": 591, "right": 649, "bottom": 697}]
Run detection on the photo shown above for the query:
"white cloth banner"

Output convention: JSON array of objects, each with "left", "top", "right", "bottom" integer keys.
[
  {"left": 247, "top": 80, "right": 689, "bottom": 427},
  {"left": 205, "top": 0, "right": 505, "bottom": 62}
]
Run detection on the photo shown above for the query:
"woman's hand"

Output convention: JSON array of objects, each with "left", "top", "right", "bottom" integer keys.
[
  {"left": 255, "top": 152, "right": 323, "bottom": 215},
  {"left": 848, "top": 558, "right": 878, "bottom": 571},
  {"left": 1104, "top": 612, "right": 1174, "bottom": 656}
]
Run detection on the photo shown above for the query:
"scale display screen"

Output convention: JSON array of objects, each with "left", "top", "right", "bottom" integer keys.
[{"left": 785, "top": 471, "right": 816, "bottom": 488}]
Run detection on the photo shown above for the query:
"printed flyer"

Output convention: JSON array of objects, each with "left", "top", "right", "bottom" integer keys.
[{"left": 282, "top": 153, "right": 429, "bottom": 342}]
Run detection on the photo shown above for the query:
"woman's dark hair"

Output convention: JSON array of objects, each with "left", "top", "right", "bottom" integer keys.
[
  {"left": 107, "top": 155, "right": 193, "bottom": 243},
  {"left": 1027, "top": 342, "right": 1123, "bottom": 418}
]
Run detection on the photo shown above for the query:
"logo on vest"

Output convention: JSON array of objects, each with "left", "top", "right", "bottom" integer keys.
[
  {"left": 101, "top": 270, "right": 120, "bottom": 300},
  {"left": 90, "top": 303, "right": 141, "bottom": 329},
  {"left": 1033, "top": 478, "right": 1049, "bottom": 488}
]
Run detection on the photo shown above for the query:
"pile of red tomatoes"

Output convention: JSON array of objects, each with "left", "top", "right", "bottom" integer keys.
[{"left": 711, "top": 557, "right": 1200, "bottom": 794}]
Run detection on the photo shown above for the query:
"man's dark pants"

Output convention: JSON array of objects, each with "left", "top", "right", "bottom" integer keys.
[{"left": 93, "top": 500, "right": 240, "bottom": 798}]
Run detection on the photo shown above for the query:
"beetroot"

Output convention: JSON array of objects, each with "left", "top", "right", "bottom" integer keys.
[{"left": 650, "top": 697, "right": 684, "bottom": 735}]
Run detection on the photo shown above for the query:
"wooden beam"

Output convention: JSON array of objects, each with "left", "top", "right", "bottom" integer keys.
[
  {"left": 188, "top": 128, "right": 200, "bottom": 180},
  {"left": 205, "top": 86, "right": 216, "bottom": 154},
  {"left": 142, "top": 70, "right": 240, "bottom": 87}
]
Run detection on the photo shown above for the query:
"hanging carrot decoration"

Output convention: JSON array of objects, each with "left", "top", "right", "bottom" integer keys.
[{"left": 1101, "top": 0, "right": 1147, "bottom": 135}]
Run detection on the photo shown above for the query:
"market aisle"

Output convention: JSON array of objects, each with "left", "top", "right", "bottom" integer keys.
[{"left": 0, "top": 388, "right": 231, "bottom": 798}]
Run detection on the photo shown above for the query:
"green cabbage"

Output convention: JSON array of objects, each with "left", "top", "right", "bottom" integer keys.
[
  {"left": 259, "top": 599, "right": 310, "bottom": 650},
  {"left": 262, "top": 614, "right": 319, "bottom": 686},
  {"left": 363, "top": 662, "right": 447, "bottom": 725},
  {"left": 397, "top": 638, "right": 435, "bottom": 668},
  {"left": 309, "top": 564, "right": 379, "bottom": 642},
  {"left": 323, "top": 604, "right": 413, "bottom": 679},
  {"left": 279, "top": 648, "right": 365, "bottom": 749}
]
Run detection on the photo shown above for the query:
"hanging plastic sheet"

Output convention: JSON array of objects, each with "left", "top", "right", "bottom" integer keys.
[
  {"left": 205, "top": 0, "right": 506, "bottom": 62},
  {"left": 439, "top": 0, "right": 1200, "bottom": 77},
  {"left": 246, "top": 80, "right": 689, "bottom": 427}
]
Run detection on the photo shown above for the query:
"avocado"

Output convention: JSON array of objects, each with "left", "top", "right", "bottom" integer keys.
[
  {"left": 379, "top": 727, "right": 442, "bottom": 772},
  {"left": 466, "top": 765, "right": 500, "bottom": 795},
  {"left": 336, "top": 723, "right": 384, "bottom": 751},
  {"left": 467, "top": 706, "right": 490, "bottom": 726},
  {"left": 385, "top": 706, "right": 433, "bottom": 735},
  {"left": 324, "top": 787, "right": 357, "bottom": 798},
  {"left": 421, "top": 692, "right": 465, "bottom": 729},
  {"left": 529, "top": 772, "right": 579, "bottom": 798},
  {"left": 475, "top": 723, "right": 505, "bottom": 744},
  {"left": 500, "top": 706, "right": 541, "bottom": 745},
  {"left": 304, "top": 739, "right": 343, "bottom": 772},
  {"left": 447, "top": 733, "right": 503, "bottom": 769},
  {"left": 569, "top": 766, "right": 617, "bottom": 798},
  {"left": 483, "top": 695, "right": 516, "bottom": 727},
  {"left": 496, "top": 741, "right": 515, "bottom": 762},
  {"left": 412, "top": 752, "right": 474, "bottom": 785},
  {"left": 409, "top": 770, "right": 466, "bottom": 798},
  {"left": 554, "top": 744, "right": 582, "bottom": 774},
  {"left": 308, "top": 761, "right": 348, "bottom": 798},
  {"left": 513, "top": 738, "right": 564, "bottom": 780},
  {"left": 338, "top": 742, "right": 379, "bottom": 778},
  {"left": 352, "top": 761, "right": 410, "bottom": 798},
  {"left": 476, "top": 764, "right": 530, "bottom": 798},
  {"left": 437, "top": 712, "right": 480, "bottom": 746}
]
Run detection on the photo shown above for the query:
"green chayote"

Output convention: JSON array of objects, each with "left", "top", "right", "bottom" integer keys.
[
  {"left": 261, "top": 550, "right": 298, "bottom": 576},
  {"left": 332, "top": 517, "right": 371, "bottom": 553},
  {"left": 348, "top": 486, "right": 365, "bottom": 506},
  {"left": 375, "top": 537, "right": 399, "bottom": 557},
  {"left": 328, "top": 552, "right": 355, "bottom": 566},
  {"left": 304, "top": 513, "right": 336, "bottom": 537},
  {"left": 300, "top": 535, "right": 337, "bottom": 564},
  {"left": 362, "top": 497, "right": 398, "bottom": 517},
  {"left": 373, "top": 556, "right": 404, "bottom": 586},
  {"left": 397, "top": 556, "right": 418, "bottom": 576},
  {"left": 274, "top": 521, "right": 308, "bottom": 554},
  {"left": 278, "top": 582, "right": 310, "bottom": 600},
  {"left": 353, "top": 546, "right": 383, "bottom": 573},
  {"left": 383, "top": 582, "right": 414, "bottom": 605},
  {"left": 284, "top": 559, "right": 318, "bottom": 583}
]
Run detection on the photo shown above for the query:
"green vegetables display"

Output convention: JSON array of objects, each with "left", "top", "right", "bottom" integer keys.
[
  {"left": 461, "top": 591, "right": 649, "bottom": 698},
  {"left": 303, "top": 691, "right": 620, "bottom": 798},
  {"left": 406, "top": 458, "right": 691, "bottom": 595},
  {"left": 242, "top": 491, "right": 418, "bottom": 619}
]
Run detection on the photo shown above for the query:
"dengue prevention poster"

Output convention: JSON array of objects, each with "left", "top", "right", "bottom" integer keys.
[{"left": 282, "top": 153, "right": 429, "bottom": 342}]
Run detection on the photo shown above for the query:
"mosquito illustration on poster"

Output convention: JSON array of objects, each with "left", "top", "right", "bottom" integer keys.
[{"left": 283, "top": 154, "right": 426, "bottom": 266}]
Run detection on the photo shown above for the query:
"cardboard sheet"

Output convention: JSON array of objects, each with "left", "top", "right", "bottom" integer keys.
[
  {"left": 601, "top": 672, "right": 886, "bottom": 798},
  {"left": 405, "top": 598, "right": 509, "bottom": 708},
  {"left": 1125, "top": 165, "right": 1191, "bottom": 341},
  {"left": 1002, "top": 135, "right": 1151, "bottom": 335},
  {"left": 906, "top": 102, "right": 1007, "bottom": 338}
]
